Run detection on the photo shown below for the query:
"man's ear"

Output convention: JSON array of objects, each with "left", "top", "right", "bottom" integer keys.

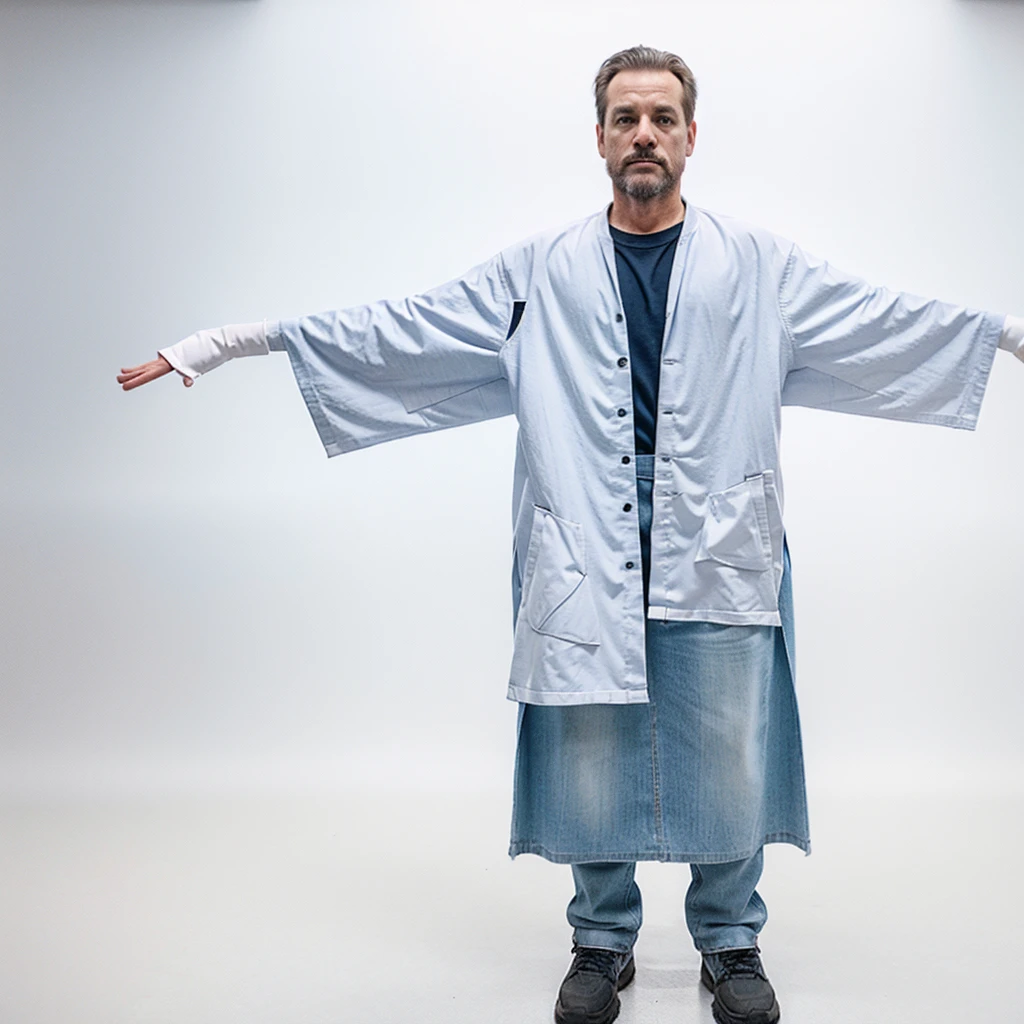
[
  {"left": 596, "top": 122, "right": 606, "bottom": 159},
  {"left": 686, "top": 120, "right": 697, "bottom": 157}
]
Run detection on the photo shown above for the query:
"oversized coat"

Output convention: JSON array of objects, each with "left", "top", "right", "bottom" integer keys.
[{"left": 265, "top": 202, "right": 1005, "bottom": 706}]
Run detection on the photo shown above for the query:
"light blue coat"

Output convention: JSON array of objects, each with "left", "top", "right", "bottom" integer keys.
[{"left": 267, "top": 202, "right": 1005, "bottom": 706}]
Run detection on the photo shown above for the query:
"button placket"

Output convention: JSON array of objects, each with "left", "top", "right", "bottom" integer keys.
[{"left": 612, "top": 304, "right": 639, "bottom": 579}]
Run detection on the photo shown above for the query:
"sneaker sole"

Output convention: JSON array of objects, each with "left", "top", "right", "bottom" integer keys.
[
  {"left": 553, "top": 954, "right": 636, "bottom": 1024},
  {"left": 700, "top": 961, "right": 780, "bottom": 1024}
]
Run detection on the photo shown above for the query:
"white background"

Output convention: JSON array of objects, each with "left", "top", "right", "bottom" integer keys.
[
  {"left": 1, "top": 0, "right": 1022, "bottom": 800},
  {"left": 2, "top": 3, "right": 1023, "bottom": 1022}
]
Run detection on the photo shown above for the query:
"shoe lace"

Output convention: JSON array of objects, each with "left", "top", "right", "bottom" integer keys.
[
  {"left": 714, "top": 947, "right": 767, "bottom": 982},
  {"left": 568, "top": 944, "right": 622, "bottom": 982}
]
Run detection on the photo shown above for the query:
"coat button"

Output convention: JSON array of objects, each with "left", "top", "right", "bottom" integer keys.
[
  {"left": 621, "top": 456, "right": 631, "bottom": 464},
  {"left": 617, "top": 356, "right": 628, "bottom": 367},
  {"left": 623, "top": 503, "right": 632, "bottom": 512},
  {"left": 615, "top": 313, "right": 624, "bottom": 322},
  {"left": 617, "top": 408, "right": 627, "bottom": 417},
  {"left": 625, "top": 561, "right": 635, "bottom": 569}
]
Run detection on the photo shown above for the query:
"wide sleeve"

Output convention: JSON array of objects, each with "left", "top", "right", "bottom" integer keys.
[
  {"left": 778, "top": 241, "right": 1006, "bottom": 430},
  {"left": 266, "top": 251, "right": 516, "bottom": 456}
]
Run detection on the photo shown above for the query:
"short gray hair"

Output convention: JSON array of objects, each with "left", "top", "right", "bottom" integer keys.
[{"left": 594, "top": 46, "right": 698, "bottom": 128}]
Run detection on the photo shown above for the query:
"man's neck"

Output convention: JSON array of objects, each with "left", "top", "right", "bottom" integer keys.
[{"left": 607, "top": 192, "right": 686, "bottom": 234}]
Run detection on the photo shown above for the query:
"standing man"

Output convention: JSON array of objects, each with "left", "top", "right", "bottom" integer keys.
[{"left": 118, "top": 46, "right": 1024, "bottom": 1024}]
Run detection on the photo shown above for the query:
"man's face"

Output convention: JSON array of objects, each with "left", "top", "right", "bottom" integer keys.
[{"left": 596, "top": 69, "right": 696, "bottom": 202}]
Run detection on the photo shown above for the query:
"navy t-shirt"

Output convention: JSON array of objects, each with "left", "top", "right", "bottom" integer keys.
[{"left": 609, "top": 218, "right": 684, "bottom": 455}]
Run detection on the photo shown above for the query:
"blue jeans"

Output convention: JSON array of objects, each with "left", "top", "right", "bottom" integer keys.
[
  {"left": 563, "top": 453, "right": 772, "bottom": 953},
  {"left": 567, "top": 850, "right": 767, "bottom": 955}
]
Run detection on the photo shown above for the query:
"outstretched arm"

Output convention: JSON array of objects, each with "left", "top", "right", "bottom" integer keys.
[
  {"left": 115, "top": 250, "right": 519, "bottom": 455},
  {"left": 779, "top": 240, "right": 1020, "bottom": 429}
]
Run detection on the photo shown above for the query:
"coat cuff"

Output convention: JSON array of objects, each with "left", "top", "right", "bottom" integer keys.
[{"left": 999, "top": 314, "right": 1024, "bottom": 362}]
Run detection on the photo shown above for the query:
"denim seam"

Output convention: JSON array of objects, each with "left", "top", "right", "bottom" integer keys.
[
  {"left": 570, "top": 936, "right": 633, "bottom": 955},
  {"left": 649, "top": 701, "right": 666, "bottom": 857},
  {"left": 702, "top": 942, "right": 760, "bottom": 958},
  {"left": 686, "top": 862, "right": 705, "bottom": 945},
  {"left": 508, "top": 832, "right": 810, "bottom": 863},
  {"left": 508, "top": 709, "right": 524, "bottom": 846},
  {"left": 623, "top": 866, "right": 642, "bottom": 934}
]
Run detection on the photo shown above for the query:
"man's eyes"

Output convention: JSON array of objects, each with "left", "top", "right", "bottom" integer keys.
[{"left": 615, "top": 115, "right": 676, "bottom": 125}]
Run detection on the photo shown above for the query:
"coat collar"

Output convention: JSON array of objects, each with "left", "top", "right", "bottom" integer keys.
[
  {"left": 594, "top": 197, "right": 698, "bottom": 333},
  {"left": 594, "top": 195, "right": 698, "bottom": 249}
]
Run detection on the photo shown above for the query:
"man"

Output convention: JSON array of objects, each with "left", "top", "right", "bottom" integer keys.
[{"left": 118, "top": 45, "right": 1024, "bottom": 1024}]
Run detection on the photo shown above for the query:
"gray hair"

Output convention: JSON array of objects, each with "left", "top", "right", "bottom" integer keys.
[{"left": 594, "top": 46, "right": 698, "bottom": 128}]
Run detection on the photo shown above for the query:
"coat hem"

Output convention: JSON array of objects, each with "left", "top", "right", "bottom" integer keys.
[
  {"left": 275, "top": 321, "right": 459, "bottom": 458},
  {"left": 646, "top": 606, "right": 783, "bottom": 626},
  {"left": 507, "top": 831, "right": 812, "bottom": 863},
  {"left": 506, "top": 684, "right": 650, "bottom": 705}
]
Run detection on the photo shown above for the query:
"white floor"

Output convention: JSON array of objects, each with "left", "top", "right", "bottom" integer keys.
[{"left": 0, "top": 788, "right": 1020, "bottom": 1024}]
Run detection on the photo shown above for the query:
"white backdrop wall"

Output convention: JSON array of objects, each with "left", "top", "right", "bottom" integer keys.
[{"left": 1, "top": 0, "right": 1022, "bottom": 798}]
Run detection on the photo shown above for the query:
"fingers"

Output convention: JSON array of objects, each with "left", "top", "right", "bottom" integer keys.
[
  {"left": 116, "top": 366, "right": 153, "bottom": 388},
  {"left": 119, "top": 367, "right": 161, "bottom": 390},
  {"left": 116, "top": 356, "right": 175, "bottom": 391},
  {"left": 116, "top": 367, "right": 146, "bottom": 387}
]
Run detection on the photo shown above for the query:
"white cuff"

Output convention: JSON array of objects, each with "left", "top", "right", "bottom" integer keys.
[
  {"left": 158, "top": 320, "right": 270, "bottom": 381},
  {"left": 998, "top": 314, "right": 1024, "bottom": 363}
]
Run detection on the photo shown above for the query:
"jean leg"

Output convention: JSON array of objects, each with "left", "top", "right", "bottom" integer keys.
[
  {"left": 684, "top": 847, "right": 767, "bottom": 953},
  {"left": 567, "top": 862, "right": 642, "bottom": 954}
]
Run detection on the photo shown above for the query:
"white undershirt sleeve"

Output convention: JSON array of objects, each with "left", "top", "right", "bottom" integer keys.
[
  {"left": 157, "top": 320, "right": 271, "bottom": 382},
  {"left": 999, "top": 314, "right": 1024, "bottom": 362}
]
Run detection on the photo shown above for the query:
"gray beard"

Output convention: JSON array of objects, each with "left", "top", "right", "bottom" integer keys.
[{"left": 609, "top": 161, "right": 679, "bottom": 202}]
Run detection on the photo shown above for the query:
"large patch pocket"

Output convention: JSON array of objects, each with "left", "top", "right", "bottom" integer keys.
[
  {"left": 519, "top": 505, "right": 601, "bottom": 645},
  {"left": 694, "top": 473, "right": 774, "bottom": 572}
]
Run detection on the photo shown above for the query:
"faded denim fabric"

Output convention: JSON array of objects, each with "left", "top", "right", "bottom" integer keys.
[
  {"left": 509, "top": 455, "right": 808, "bottom": 863},
  {"left": 267, "top": 201, "right": 1004, "bottom": 706},
  {"left": 567, "top": 849, "right": 768, "bottom": 954}
]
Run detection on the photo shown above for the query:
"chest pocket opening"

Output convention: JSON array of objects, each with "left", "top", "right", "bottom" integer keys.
[
  {"left": 695, "top": 473, "right": 773, "bottom": 572},
  {"left": 520, "top": 505, "right": 601, "bottom": 645}
]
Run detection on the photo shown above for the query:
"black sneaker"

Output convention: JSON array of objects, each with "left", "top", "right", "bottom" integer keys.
[
  {"left": 553, "top": 943, "right": 636, "bottom": 1024},
  {"left": 700, "top": 946, "right": 780, "bottom": 1024}
]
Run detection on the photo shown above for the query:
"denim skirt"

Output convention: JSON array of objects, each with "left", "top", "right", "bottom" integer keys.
[{"left": 508, "top": 455, "right": 810, "bottom": 864}]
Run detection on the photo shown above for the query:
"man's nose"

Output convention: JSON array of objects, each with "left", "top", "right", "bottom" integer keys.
[{"left": 633, "top": 115, "right": 656, "bottom": 147}]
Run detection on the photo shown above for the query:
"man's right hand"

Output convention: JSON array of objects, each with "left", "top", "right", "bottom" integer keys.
[{"left": 116, "top": 355, "right": 193, "bottom": 391}]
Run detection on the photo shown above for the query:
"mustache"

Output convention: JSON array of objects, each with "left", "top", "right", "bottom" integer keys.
[{"left": 624, "top": 153, "right": 666, "bottom": 167}]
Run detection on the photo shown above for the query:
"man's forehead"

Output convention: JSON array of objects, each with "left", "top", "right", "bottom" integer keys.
[{"left": 606, "top": 69, "right": 685, "bottom": 109}]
